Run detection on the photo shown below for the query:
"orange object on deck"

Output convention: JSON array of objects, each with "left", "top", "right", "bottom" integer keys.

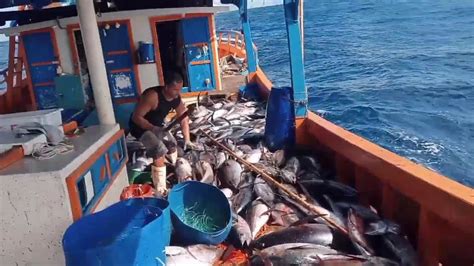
[
  {"left": 214, "top": 244, "right": 249, "bottom": 266},
  {"left": 62, "top": 121, "right": 78, "bottom": 134},
  {"left": 0, "top": 146, "right": 24, "bottom": 171},
  {"left": 119, "top": 184, "right": 156, "bottom": 200}
]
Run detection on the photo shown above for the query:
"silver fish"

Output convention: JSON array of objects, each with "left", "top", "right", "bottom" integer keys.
[
  {"left": 270, "top": 202, "right": 302, "bottom": 227},
  {"left": 246, "top": 199, "right": 270, "bottom": 239},
  {"left": 244, "top": 149, "right": 262, "bottom": 164},
  {"left": 175, "top": 158, "right": 193, "bottom": 183},
  {"left": 215, "top": 151, "right": 226, "bottom": 168},
  {"left": 231, "top": 183, "right": 253, "bottom": 214},
  {"left": 231, "top": 215, "right": 252, "bottom": 247},
  {"left": 260, "top": 243, "right": 337, "bottom": 257},
  {"left": 220, "top": 188, "right": 233, "bottom": 198},
  {"left": 195, "top": 160, "right": 214, "bottom": 184},
  {"left": 279, "top": 157, "right": 301, "bottom": 183},
  {"left": 165, "top": 245, "right": 223, "bottom": 266},
  {"left": 347, "top": 208, "right": 375, "bottom": 256},
  {"left": 211, "top": 109, "right": 228, "bottom": 120},
  {"left": 217, "top": 159, "right": 243, "bottom": 190},
  {"left": 254, "top": 177, "right": 275, "bottom": 206}
]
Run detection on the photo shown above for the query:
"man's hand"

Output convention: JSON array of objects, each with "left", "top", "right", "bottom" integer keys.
[{"left": 184, "top": 140, "right": 197, "bottom": 151}]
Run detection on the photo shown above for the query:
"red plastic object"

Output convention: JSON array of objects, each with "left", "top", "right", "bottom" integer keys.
[{"left": 120, "top": 184, "right": 156, "bottom": 200}]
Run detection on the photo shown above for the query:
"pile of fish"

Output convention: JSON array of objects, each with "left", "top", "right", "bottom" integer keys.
[{"left": 128, "top": 96, "right": 418, "bottom": 266}]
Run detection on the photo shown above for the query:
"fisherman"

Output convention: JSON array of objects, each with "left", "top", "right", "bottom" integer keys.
[{"left": 129, "top": 72, "right": 195, "bottom": 194}]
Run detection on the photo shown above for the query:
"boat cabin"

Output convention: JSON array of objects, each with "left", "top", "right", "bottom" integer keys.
[
  {"left": 0, "top": 1, "right": 230, "bottom": 264},
  {"left": 0, "top": 2, "right": 228, "bottom": 128}
]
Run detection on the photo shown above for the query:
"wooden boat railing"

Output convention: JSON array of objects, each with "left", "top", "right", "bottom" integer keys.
[
  {"left": 216, "top": 30, "right": 257, "bottom": 59},
  {"left": 244, "top": 53, "right": 474, "bottom": 265},
  {"left": 0, "top": 35, "right": 35, "bottom": 114}
]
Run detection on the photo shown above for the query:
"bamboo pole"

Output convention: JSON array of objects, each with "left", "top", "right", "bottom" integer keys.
[{"left": 200, "top": 129, "right": 349, "bottom": 235}]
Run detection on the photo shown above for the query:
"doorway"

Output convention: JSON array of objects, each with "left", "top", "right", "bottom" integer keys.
[{"left": 155, "top": 20, "right": 188, "bottom": 87}]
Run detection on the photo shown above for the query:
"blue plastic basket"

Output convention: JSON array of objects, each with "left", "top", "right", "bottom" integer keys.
[
  {"left": 168, "top": 181, "right": 232, "bottom": 245},
  {"left": 62, "top": 198, "right": 171, "bottom": 266},
  {"left": 264, "top": 86, "right": 296, "bottom": 152}
]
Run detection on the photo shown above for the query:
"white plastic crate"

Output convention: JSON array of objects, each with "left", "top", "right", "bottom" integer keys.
[{"left": 0, "top": 109, "right": 63, "bottom": 131}]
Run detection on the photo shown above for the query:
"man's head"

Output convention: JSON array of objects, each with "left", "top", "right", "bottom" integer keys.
[{"left": 163, "top": 72, "right": 183, "bottom": 99}]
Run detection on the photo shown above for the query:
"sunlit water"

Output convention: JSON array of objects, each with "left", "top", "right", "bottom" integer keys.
[{"left": 216, "top": 0, "right": 474, "bottom": 187}]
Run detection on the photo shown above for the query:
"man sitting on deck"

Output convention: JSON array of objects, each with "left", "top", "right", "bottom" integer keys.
[{"left": 129, "top": 72, "right": 194, "bottom": 195}]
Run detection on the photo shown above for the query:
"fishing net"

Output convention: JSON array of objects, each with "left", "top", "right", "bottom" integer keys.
[{"left": 180, "top": 202, "right": 220, "bottom": 232}]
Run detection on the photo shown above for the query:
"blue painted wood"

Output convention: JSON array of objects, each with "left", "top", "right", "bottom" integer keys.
[
  {"left": 55, "top": 75, "right": 86, "bottom": 110},
  {"left": 90, "top": 155, "right": 109, "bottom": 196},
  {"left": 108, "top": 138, "right": 126, "bottom": 177},
  {"left": 284, "top": 0, "right": 307, "bottom": 118},
  {"left": 181, "top": 17, "right": 216, "bottom": 92},
  {"left": 22, "top": 31, "right": 59, "bottom": 109},
  {"left": 98, "top": 24, "right": 138, "bottom": 99},
  {"left": 239, "top": 0, "right": 257, "bottom": 73}
]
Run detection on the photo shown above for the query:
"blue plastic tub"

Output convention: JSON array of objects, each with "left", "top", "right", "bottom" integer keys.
[
  {"left": 168, "top": 181, "right": 232, "bottom": 245},
  {"left": 264, "top": 87, "right": 296, "bottom": 152},
  {"left": 62, "top": 198, "right": 171, "bottom": 266}
]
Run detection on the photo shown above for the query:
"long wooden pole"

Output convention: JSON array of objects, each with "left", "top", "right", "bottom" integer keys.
[{"left": 200, "top": 129, "right": 348, "bottom": 235}]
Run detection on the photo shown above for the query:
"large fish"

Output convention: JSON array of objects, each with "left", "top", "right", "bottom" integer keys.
[
  {"left": 278, "top": 157, "right": 300, "bottom": 183},
  {"left": 230, "top": 215, "right": 252, "bottom": 247},
  {"left": 253, "top": 177, "right": 275, "bottom": 206},
  {"left": 252, "top": 243, "right": 339, "bottom": 265},
  {"left": 215, "top": 151, "right": 226, "bottom": 168},
  {"left": 244, "top": 149, "right": 262, "bottom": 164},
  {"left": 195, "top": 160, "right": 214, "bottom": 184},
  {"left": 347, "top": 208, "right": 375, "bottom": 256},
  {"left": 300, "top": 179, "right": 358, "bottom": 201},
  {"left": 231, "top": 183, "right": 253, "bottom": 214},
  {"left": 270, "top": 202, "right": 302, "bottom": 227},
  {"left": 380, "top": 233, "right": 418, "bottom": 266},
  {"left": 251, "top": 223, "right": 334, "bottom": 250},
  {"left": 165, "top": 245, "right": 223, "bottom": 266},
  {"left": 246, "top": 199, "right": 270, "bottom": 239},
  {"left": 365, "top": 219, "right": 401, "bottom": 236},
  {"left": 175, "top": 158, "right": 193, "bottom": 183},
  {"left": 217, "top": 159, "right": 243, "bottom": 191}
]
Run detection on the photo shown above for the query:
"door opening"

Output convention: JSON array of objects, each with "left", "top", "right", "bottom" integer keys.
[{"left": 155, "top": 20, "right": 188, "bottom": 87}]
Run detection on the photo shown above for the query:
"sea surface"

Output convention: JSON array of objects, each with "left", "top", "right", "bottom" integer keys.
[
  {"left": 0, "top": 1, "right": 472, "bottom": 186},
  {"left": 216, "top": 0, "right": 474, "bottom": 187}
]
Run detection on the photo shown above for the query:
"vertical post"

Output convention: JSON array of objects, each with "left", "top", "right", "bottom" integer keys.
[
  {"left": 76, "top": 0, "right": 116, "bottom": 125},
  {"left": 239, "top": 0, "right": 257, "bottom": 73},
  {"left": 284, "top": 0, "right": 307, "bottom": 118}
]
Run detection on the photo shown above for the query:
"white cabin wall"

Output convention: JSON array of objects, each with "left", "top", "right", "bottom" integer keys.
[
  {"left": 129, "top": 15, "right": 161, "bottom": 90},
  {"left": 54, "top": 27, "right": 75, "bottom": 75}
]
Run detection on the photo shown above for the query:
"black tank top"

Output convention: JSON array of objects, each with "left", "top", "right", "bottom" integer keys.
[{"left": 129, "top": 86, "right": 181, "bottom": 139}]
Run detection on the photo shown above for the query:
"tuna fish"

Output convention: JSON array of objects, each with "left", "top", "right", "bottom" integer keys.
[
  {"left": 230, "top": 215, "right": 252, "bottom": 247},
  {"left": 175, "top": 158, "right": 193, "bottom": 183},
  {"left": 251, "top": 224, "right": 334, "bottom": 250},
  {"left": 165, "top": 245, "right": 223, "bottom": 265},
  {"left": 195, "top": 160, "right": 214, "bottom": 184},
  {"left": 253, "top": 177, "right": 275, "bottom": 206},
  {"left": 217, "top": 159, "right": 243, "bottom": 191},
  {"left": 270, "top": 202, "right": 302, "bottom": 227},
  {"left": 347, "top": 208, "right": 375, "bottom": 256},
  {"left": 246, "top": 199, "right": 270, "bottom": 239}
]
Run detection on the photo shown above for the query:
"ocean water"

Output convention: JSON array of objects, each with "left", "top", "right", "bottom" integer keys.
[
  {"left": 0, "top": 41, "right": 7, "bottom": 91},
  {"left": 216, "top": 0, "right": 474, "bottom": 187}
]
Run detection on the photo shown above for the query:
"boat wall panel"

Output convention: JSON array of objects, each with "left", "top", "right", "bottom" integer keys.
[
  {"left": 130, "top": 15, "right": 159, "bottom": 89},
  {"left": 54, "top": 26, "right": 75, "bottom": 75}
]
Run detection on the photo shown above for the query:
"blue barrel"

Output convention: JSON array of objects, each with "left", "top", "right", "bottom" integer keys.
[
  {"left": 168, "top": 181, "right": 232, "bottom": 245},
  {"left": 264, "top": 87, "right": 296, "bottom": 152},
  {"left": 138, "top": 42, "right": 155, "bottom": 64},
  {"left": 62, "top": 198, "right": 171, "bottom": 266}
]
